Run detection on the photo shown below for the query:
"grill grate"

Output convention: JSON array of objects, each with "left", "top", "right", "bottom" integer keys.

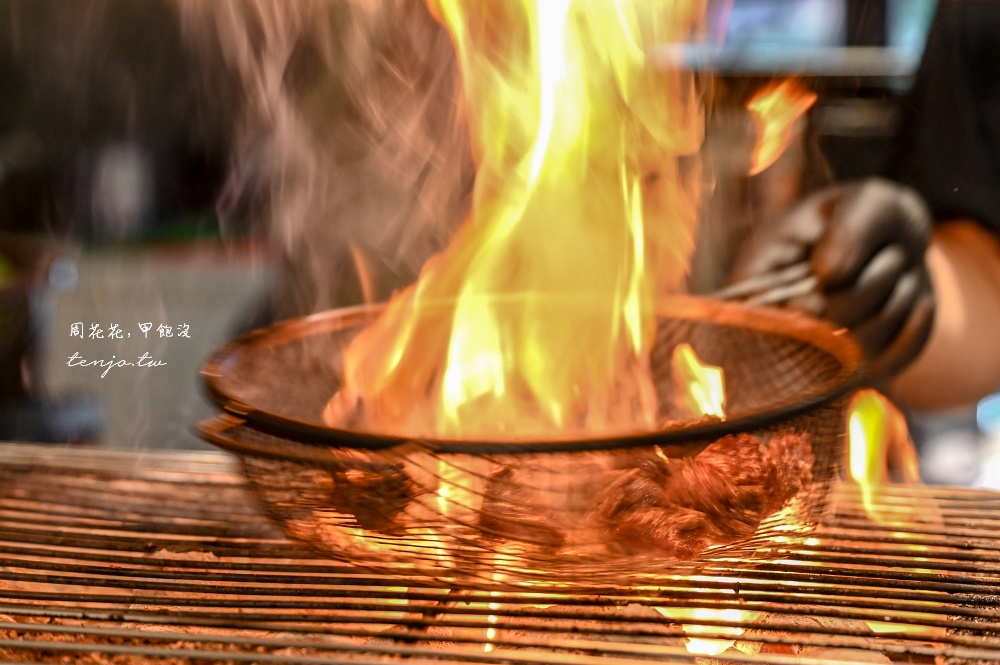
[{"left": 0, "top": 443, "right": 998, "bottom": 664}]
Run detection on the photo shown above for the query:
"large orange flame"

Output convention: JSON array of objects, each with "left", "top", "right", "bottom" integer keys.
[{"left": 326, "top": 0, "right": 706, "bottom": 438}]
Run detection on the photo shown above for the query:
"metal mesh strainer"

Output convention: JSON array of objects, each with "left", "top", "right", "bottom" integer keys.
[{"left": 198, "top": 296, "right": 863, "bottom": 585}]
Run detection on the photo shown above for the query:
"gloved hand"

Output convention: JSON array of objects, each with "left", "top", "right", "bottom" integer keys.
[{"left": 729, "top": 178, "right": 935, "bottom": 380}]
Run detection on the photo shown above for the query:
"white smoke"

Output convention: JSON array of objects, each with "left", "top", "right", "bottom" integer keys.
[{"left": 175, "top": 0, "right": 476, "bottom": 317}]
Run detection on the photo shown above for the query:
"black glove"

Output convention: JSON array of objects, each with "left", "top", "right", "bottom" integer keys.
[{"left": 729, "top": 178, "right": 935, "bottom": 380}]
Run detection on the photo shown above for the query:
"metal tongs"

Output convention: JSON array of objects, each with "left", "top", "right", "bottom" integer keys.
[{"left": 711, "top": 260, "right": 819, "bottom": 306}]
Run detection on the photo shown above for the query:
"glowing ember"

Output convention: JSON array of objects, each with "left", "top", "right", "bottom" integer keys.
[
  {"left": 746, "top": 78, "right": 817, "bottom": 176},
  {"left": 325, "top": 0, "right": 706, "bottom": 438},
  {"left": 655, "top": 593, "right": 762, "bottom": 656}
]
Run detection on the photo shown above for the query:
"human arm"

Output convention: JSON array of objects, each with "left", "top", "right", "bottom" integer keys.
[{"left": 891, "top": 219, "right": 1000, "bottom": 411}]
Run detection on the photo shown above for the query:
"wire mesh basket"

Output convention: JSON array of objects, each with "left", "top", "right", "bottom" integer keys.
[{"left": 198, "top": 296, "right": 863, "bottom": 585}]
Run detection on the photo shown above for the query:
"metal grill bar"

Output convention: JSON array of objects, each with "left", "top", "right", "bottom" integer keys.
[{"left": 1, "top": 444, "right": 999, "bottom": 664}]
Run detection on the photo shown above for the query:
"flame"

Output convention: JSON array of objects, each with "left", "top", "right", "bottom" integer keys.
[
  {"left": 326, "top": 0, "right": 706, "bottom": 438},
  {"left": 671, "top": 343, "right": 725, "bottom": 419},
  {"left": 746, "top": 79, "right": 817, "bottom": 176},
  {"left": 660, "top": 349, "right": 742, "bottom": 657},
  {"left": 848, "top": 391, "right": 946, "bottom": 639},
  {"left": 646, "top": 385, "right": 946, "bottom": 653},
  {"left": 847, "top": 389, "right": 930, "bottom": 526}
]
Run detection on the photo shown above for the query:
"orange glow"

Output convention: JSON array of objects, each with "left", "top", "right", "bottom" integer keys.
[
  {"left": 746, "top": 79, "right": 817, "bottom": 176},
  {"left": 848, "top": 389, "right": 932, "bottom": 526},
  {"left": 655, "top": 595, "right": 762, "bottom": 656},
  {"left": 325, "top": 0, "right": 706, "bottom": 438}
]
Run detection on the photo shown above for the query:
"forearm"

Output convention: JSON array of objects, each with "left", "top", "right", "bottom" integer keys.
[{"left": 891, "top": 220, "right": 1000, "bottom": 411}]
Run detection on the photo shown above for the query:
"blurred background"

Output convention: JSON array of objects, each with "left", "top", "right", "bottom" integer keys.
[
  {"left": 4, "top": 0, "right": 992, "bottom": 485},
  {"left": 0, "top": 0, "right": 270, "bottom": 450}
]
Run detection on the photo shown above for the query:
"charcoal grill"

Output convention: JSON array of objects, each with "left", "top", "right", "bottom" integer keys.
[{"left": 0, "top": 442, "right": 998, "bottom": 664}]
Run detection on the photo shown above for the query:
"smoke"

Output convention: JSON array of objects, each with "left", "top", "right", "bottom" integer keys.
[{"left": 175, "top": 0, "right": 476, "bottom": 318}]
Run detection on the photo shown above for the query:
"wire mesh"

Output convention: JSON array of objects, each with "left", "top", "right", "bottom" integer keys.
[
  {"left": 199, "top": 298, "right": 862, "bottom": 581},
  {"left": 0, "top": 444, "right": 998, "bottom": 664}
]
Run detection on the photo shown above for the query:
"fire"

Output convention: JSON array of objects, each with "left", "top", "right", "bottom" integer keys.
[
  {"left": 671, "top": 343, "right": 725, "bottom": 419},
  {"left": 746, "top": 79, "right": 817, "bottom": 176},
  {"left": 325, "top": 0, "right": 706, "bottom": 438},
  {"left": 660, "top": 348, "right": 746, "bottom": 657},
  {"left": 845, "top": 391, "right": 947, "bottom": 638},
  {"left": 847, "top": 389, "right": 931, "bottom": 526}
]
